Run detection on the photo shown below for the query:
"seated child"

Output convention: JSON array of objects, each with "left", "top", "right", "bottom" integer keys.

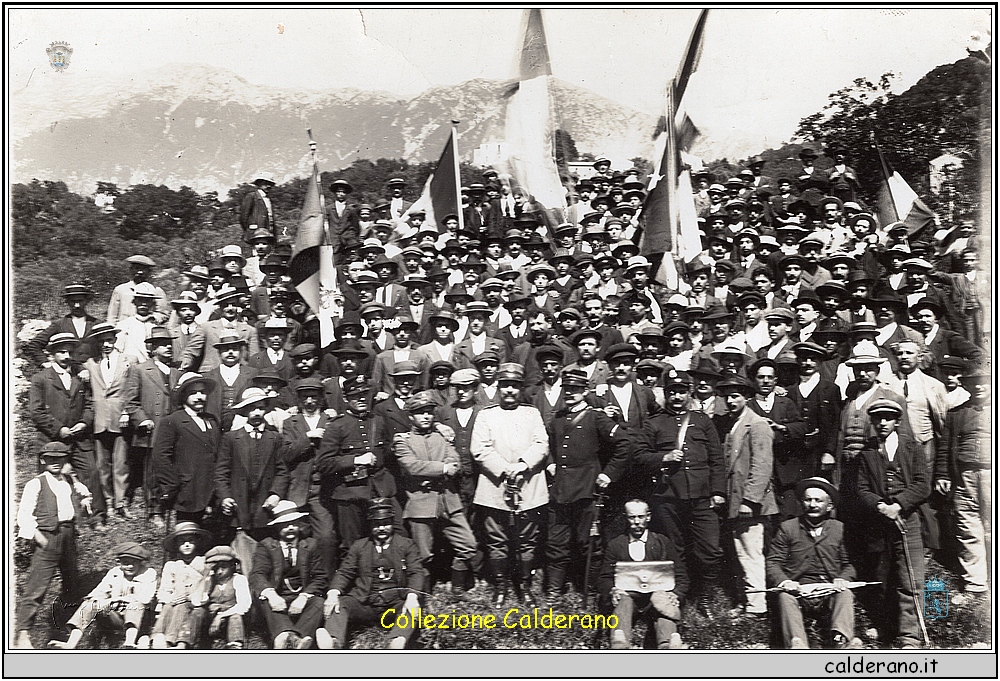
[
  {"left": 190, "top": 545, "right": 252, "bottom": 649},
  {"left": 151, "top": 522, "right": 211, "bottom": 649},
  {"left": 49, "top": 541, "right": 157, "bottom": 649}
]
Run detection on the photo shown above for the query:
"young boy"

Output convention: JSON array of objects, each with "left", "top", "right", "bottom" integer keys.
[
  {"left": 15, "top": 442, "right": 94, "bottom": 649},
  {"left": 190, "top": 545, "right": 252, "bottom": 649},
  {"left": 50, "top": 542, "right": 157, "bottom": 649}
]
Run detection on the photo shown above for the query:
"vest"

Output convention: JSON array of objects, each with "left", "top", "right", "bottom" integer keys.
[
  {"left": 34, "top": 474, "right": 79, "bottom": 532},
  {"left": 884, "top": 451, "right": 906, "bottom": 497},
  {"left": 209, "top": 578, "right": 238, "bottom": 610}
]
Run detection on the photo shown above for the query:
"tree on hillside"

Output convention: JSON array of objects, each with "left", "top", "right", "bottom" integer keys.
[{"left": 115, "top": 184, "right": 205, "bottom": 240}]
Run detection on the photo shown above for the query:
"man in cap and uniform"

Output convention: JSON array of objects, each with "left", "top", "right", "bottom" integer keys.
[
  {"left": 154, "top": 373, "right": 221, "bottom": 527},
  {"left": 240, "top": 171, "right": 277, "bottom": 240},
  {"left": 316, "top": 377, "right": 403, "bottom": 559},
  {"left": 179, "top": 285, "right": 258, "bottom": 373},
  {"left": 82, "top": 322, "right": 135, "bottom": 525},
  {"left": 107, "top": 255, "right": 169, "bottom": 325},
  {"left": 470, "top": 363, "right": 550, "bottom": 607},
  {"left": 393, "top": 392, "right": 478, "bottom": 595},
  {"left": 26, "top": 283, "right": 98, "bottom": 367},
  {"left": 766, "top": 477, "right": 858, "bottom": 649},
  {"left": 251, "top": 500, "right": 329, "bottom": 649},
  {"left": 715, "top": 375, "right": 777, "bottom": 617},
  {"left": 327, "top": 179, "right": 360, "bottom": 261},
  {"left": 544, "top": 368, "right": 630, "bottom": 601},
  {"left": 856, "top": 399, "right": 929, "bottom": 649},
  {"left": 15, "top": 442, "right": 94, "bottom": 649},
  {"left": 635, "top": 368, "right": 725, "bottom": 615},
  {"left": 318, "top": 498, "right": 426, "bottom": 650},
  {"left": 123, "top": 326, "right": 180, "bottom": 530}
]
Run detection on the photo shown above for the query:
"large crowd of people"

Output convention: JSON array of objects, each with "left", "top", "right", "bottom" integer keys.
[{"left": 16, "top": 152, "right": 991, "bottom": 651}]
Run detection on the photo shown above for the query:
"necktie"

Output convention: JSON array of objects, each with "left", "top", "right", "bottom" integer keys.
[{"left": 903, "top": 380, "right": 909, "bottom": 398}]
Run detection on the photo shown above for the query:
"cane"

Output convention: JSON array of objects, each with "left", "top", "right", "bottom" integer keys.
[
  {"left": 894, "top": 517, "right": 931, "bottom": 647},
  {"left": 581, "top": 492, "right": 607, "bottom": 610}
]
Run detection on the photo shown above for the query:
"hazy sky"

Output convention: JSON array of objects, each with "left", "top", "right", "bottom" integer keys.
[{"left": 8, "top": 7, "right": 993, "bottom": 150}]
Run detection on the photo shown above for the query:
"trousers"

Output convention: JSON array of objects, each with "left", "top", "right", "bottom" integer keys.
[
  {"left": 730, "top": 518, "right": 766, "bottom": 613},
  {"left": 259, "top": 593, "right": 325, "bottom": 643},
  {"left": 188, "top": 608, "right": 245, "bottom": 645},
  {"left": 613, "top": 591, "right": 679, "bottom": 649},
  {"left": 776, "top": 589, "right": 854, "bottom": 648},
  {"left": 480, "top": 506, "right": 543, "bottom": 575},
  {"left": 324, "top": 594, "right": 416, "bottom": 646},
  {"left": 68, "top": 599, "right": 145, "bottom": 632},
  {"left": 953, "top": 468, "right": 990, "bottom": 589},
  {"left": 16, "top": 523, "right": 78, "bottom": 630},
  {"left": 649, "top": 495, "right": 722, "bottom": 583},
  {"left": 94, "top": 432, "right": 130, "bottom": 509},
  {"left": 407, "top": 511, "right": 477, "bottom": 570},
  {"left": 871, "top": 513, "right": 924, "bottom": 646},
  {"left": 545, "top": 498, "right": 597, "bottom": 572}
]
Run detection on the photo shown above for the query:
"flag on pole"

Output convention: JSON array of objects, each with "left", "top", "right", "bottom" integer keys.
[
  {"left": 644, "top": 9, "right": 710, "bottom": 287},
  {"left": 495, "top": 8, "right": 566, "bottom": 217},
  {"left": 873, "top": 137, "right": 937, "bottom": 236},
  {"left": 401, "top": 125, "right": 464, "bottom": 233},
  {"left": 288, "top": 160, "right": 341, "bottom": 345}
]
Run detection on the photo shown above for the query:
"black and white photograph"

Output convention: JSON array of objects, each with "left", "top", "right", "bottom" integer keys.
[{"left": 6, "top": 4, "right": 995, "bottom": 675}]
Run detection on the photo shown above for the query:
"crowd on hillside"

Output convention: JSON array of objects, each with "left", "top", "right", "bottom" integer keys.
[{"left": 16, "top": 148, "right": 990, "bottom": 651}]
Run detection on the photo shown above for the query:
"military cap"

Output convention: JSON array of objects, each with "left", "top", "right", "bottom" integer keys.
[
  {"left": 560, "top": 368, "right": 590, "bottom": 388},
  {"left": 473, "top": 351, "right": 501, "bottom": 366},
  {"left": 662, "top": 367, "right": 692, "bottom": 389},
  {"left": 716, "top": 375, "right": 756, "bottom": 397},
  {"left": 404, "top": 392, "right": 438, "bottom": 413},
  {"left": 39, "top": 441, "right": 71, "bottom": 458},
  {"left": 115, "top": 541, "right": 151, "bottom": 562},
  {"left": 450, "top": 368, "right": 481, "bottom": 386},
  {"left": 342, "top": 376, "right": 374, "bottom": 397},
  {"left": 496, "top": 362, "right": 526, "bottom": 383},
  {"left": 368, "top": 497, "right": 396, "bottom": 521},
  {"left": 867, "top": 398, "right": 903, "bottom": 418}
]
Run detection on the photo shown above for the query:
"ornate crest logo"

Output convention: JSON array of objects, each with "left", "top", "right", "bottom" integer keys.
[
  {"left": 923, "top": 576, "right": 949, "bottom": 621},
  {"left": 46, "top": 41, "right": 73, "bottom": 72}
]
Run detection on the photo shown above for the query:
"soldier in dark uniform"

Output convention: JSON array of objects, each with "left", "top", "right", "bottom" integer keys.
[
  {"left": 315, "top": 377, "right": 402, "bottom": 560},
  {"left": 544, "top": 368, "right": 631, "bottom": 602},
  {"left": 635, "top": 368, "right": 726, "bottom": 616}
]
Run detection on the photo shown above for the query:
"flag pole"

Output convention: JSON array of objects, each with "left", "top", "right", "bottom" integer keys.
[{"left": 451, "top": 120, "right": 464, "bottom": 234}]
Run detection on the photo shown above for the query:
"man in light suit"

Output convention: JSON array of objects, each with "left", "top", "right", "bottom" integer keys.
[
  {"left": 83, "top": 323, "right": 135, "bottom": 524},
  {"left": 106, "top": 255, "right": 169, "bottom": 325},
  {"left": 179, "top": 287, "right": 258, "bottom": 373},
  {"left": 123, "top": 326, "right": 179, "bottom": 530},
  {"left": 385, "top": 178, "right": 413, "bottom": 220},
  {"left": 166, "top": 291, "right": 205, "bottom": 366},
  {"left": 715, "top": 375, "right": 776, "bottom": 617}
]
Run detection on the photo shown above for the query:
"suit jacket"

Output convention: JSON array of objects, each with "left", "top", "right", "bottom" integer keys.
[
  {"left": 204, "top": 365, "right": 259, "bottom": 429},
  {"left": 452, "top": 335, "right": 508, "bottom": 370},
  {"left": 83, "top": 354, "right": 134, "bottom": 434},
  {"left": 371, "top": 347, "right": 430, "bottom": 395},
  {"left": 326, "top": 202, "right": 360, "bottom": 256},
  {"left": 876, "top": 323, "right": 931, "bottom": 373},
  {"left": 250, "top": 536, "right": 328, "bottom": 598},
  {"left": 496, "top": 323, "right": 530, "bottom": 356},
  {"left": 106, "top": 282, "right": 170, "bottom": 326},
  {"left": 215, "top": 428, "right": 290, "bottom": 530},
  {"left": 884, "top": 370, "right": 948, "bottom": 446},
  {"left": 597, "top": 531, "right": 689, "bottom": 604},
  {"left": 26, "top": 313, "right": 98, "bottom": 366},
  {"left": 373, "top": 283, "right": 407, "bottom": 311},
  {"left": 179, "top": 319, "right": 258, "bottom": 373},
  {"left": 240, "top": 188, "right": 273, "bottom": 237},
  {"left": 563, "top": 360, "right": 612, "bottom": 389},
  {"left": 393, "top": 429, "right": 464, "bottom": 518},
  {"left": 766, "top": 517, "right": 856, "bottom": 585},
  {"left": 281, "top": 412, "right": 332, "bottom": 507},
  {"left": 123, "top": 359, "right": 180, "bottom": 447},
  {"left": 371, "top": 396, "right": 413, "bottom": 439},
  {"left": 167, "top": 320, "right": 204, "bottom": 366},
  {"left": 856, "top": 432, "right": 930, "bottom": 551},
  {"left": 329, "top": 535, "right": 425, "bottom": 603},
  {"left": 748, "top": 395, "right": 808, "bottom": 488},
  {"left": 154, "top": 408, "right": 221, "bottom": 513},
  {"left": 511, "top": 336, "right": 576, "bottom": 387},
  {"left": 716, "top": 407, "right": 777, "bottom": 518},
  {"left": 593, "top": 381, "right": 660, "bottom": 435},
  {"left": 925, "top": 327, "right": 982, "bottom": 382},
  {"left": 247, "top": 350, "right": 295, "bottom": 383},
  {"left": 29, "top": 366, "right": 94, "bottom": 449},
  {"left": 789, "top": 379, "right": 841, "bottom": 462}
]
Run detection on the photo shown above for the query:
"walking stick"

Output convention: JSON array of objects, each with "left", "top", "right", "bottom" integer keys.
[
  {"left": 581, "top": 492, "right": 607, "bottom": 609},
  {"left": 894, "top": 517, "right": 931, "bottom": 646}
]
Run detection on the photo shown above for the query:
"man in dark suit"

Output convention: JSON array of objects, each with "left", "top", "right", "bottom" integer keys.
[
  {"left": 239, "top": 172, "right": 277, "bottom": 240},
  {"left": 788, "top": 342, "right": 842, "bottom": 482},
  {"left": 511, "top": 309, "right": 575, "bottom": 388},
  {"left": 766, "top": 477, "right": 857, "bottom": 649},
  {"left": 203, "top": 332, "right": 259, "bottom": 431},
  {"left": 909, "top": 300, "right": 982, "bottom": 382},
  {"left": 123, "top": 326, "right": 180, "bottom": 529},
  {"left": 247, "top": 317, "right": 295, "bottom": 381},
  {"left": 856, "top": 399, "right": 930, "bottom": 649},
  {"left": 25, "top": 283, "right": 98, "bottom": 368},
  {"left": 317, "top": 498, "right": 426, "bottom": 650},
  {"left": 452, "top": 302, "right": 508, "bottom": 370},
  {"left": 215, "top": 388, "right": 290, "bottom": 542},
  {"left": 281, "top": 377, "right": 336, "bottom": 544},
  {"left": 748, "top": 357, "right": 808, "bottom": 519},
  {"left": 597, "top": 499, "right": 689, "bottom": 650},
  {"left": 522, "top": 344, "right": 569, "bottom": 427},
  {"left": 250, "top": 501, "right": 329, "bottom": 649},
  {"left": 326, "top": 179, "right": 360, "bottom": 262},
  {"left": 154, "top": 373, "right": 221, "bottom": 527},
  {"left": 29, "top": 333, "right": 100, "bottom": 526}
]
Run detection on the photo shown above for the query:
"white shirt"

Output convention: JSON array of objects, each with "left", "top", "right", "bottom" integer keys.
[
  {"left": 798, "top": 322, "right": 817, "bottom": 344},
  {"left": 481, "top": 384, "right": 498, "bottom": 401},
  {"left": 304, "top": 412, "right": 322, "bottom": 431},
  {"left": 853, "top": 384, "right": 879, "bottom": 411},
  {"left": 71, "top": 316, "right": 87, "bottom": 338},
  {"left": 99, "top": 351, "right": 120, "bottom": 385},
  {"left": 883, "top": 431, "right": 899, "bottom": 462},
  {"left": 258, "top": 189, "right": 273, "bottom": 222},
  {"left": 393, "top": 348, "right": 412, "bottom": 363},
  {"left": 184, "top": 405, "right": 208, "bottom": 432},
  {"left": 924, "top": 324, "right": 939, "bottom": 346},
  {"left": 508, "top": 321, "right": 527, "bottom": 340},
  {"left": 455, "top": 406, "right": 474, "bottom": 428},
  {"left": 755, "top": 393, "right": 775, "bottom": 412},
  {"left": 153, "top": 360, "right": 172, "bottom": 376},
  {"left": 469, "top": 333, "right": 487, "bottom": 357},
  {"left": 628, "top": 530, "right": 648, "bottom": 561},
  {"left": 430, "top": 341, "right": 454, "bottom": 362},
  {"left": 219, "top": 363, "right": 241, "bottom": 386},
  {"left": 391, "top": 197, "right": 404, "bottom": 219},
  {"left": 267, "top": 349, "right": 284, "bottom": 365},
  {"left": 51, "top": 363, "right": 73, "bottom": 391},
  {"left": 543, "top": 380, "right": 563, "bottom": 407},
  {"left": 609, "top": 383, "right": 634, "bottom": 422},
  {"left": 798, "top": 372, "right": 820, "bottom": 398},
  {"left": 875, "top": 322, "right": 898, "bottom": 347},
  {"left": 409, "top": 305, "right": 425, "bottom": 325},
  {"left": 17, "top": 471, "right": 90, "bottom": 539},
  {"left": 766, "top": 337, "right": 790, "bottom": 360}
]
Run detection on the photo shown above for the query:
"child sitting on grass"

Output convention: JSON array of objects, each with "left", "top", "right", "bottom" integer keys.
[
  {"left": 151, "top": 522, "right": 212, "bottom": 649},
  {"left": 190, "top": 545, "right": 251, "bottom": 649},
  {"left": 49, "top": 541, "right": 157, "bottom": 649}
]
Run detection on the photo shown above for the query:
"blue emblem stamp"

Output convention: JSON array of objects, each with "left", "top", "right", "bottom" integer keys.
[
  {"left": 46, "top": 41, "right": 73, "bottom": 72},
  {"left": 923, "top": 576, "right": 948, "bottom": 620}
]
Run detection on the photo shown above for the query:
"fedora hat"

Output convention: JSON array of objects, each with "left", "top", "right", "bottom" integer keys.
[
  {"left": 132, "top": 282, "right": 160, "bottom": 300},
  {"left": 212, "top": 331, "right": 247, "bottom": 349},
  {"left": 232, "top": 387, "right": 271, "bottom": 411},
  {"left": 268, "top": 500, "right": 309, "bottom": 525},
  {"left": 173, "top": 372, "right": 217, "bottom": 404}
]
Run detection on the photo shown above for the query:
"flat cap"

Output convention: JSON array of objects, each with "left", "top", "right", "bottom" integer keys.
[{"left": 115, "top": 541, "right": 151, "bottom": 562}]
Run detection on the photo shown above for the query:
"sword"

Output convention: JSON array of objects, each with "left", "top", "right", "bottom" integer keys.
[{"left": 894, "top": 517, "right": 931, "bottom": 646}]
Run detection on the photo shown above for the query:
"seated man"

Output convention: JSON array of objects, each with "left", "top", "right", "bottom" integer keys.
[
  {"left": 49, "top": 542, "right": 156, "bottom": 649},
  {"left": 766, "top": 477, "right": 858, "bottom": 649},
  {"left": 317, "top": 498, "right": 426, "bottom": 650},
  {"left": 597, "top": 499, "right": 689, "bottom": 650},
  {"left": 249, "top": 500, "right": 328, "bottom": 649}
]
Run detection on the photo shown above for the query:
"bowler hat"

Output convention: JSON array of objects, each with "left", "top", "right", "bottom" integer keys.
[{"left": 795, "top": 477, "right": 839, "bottom": 506}]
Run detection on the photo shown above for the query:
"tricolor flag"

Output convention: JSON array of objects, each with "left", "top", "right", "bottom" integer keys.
[
  {"left": 874, "top": 136, "right": 937, "bottom": 236},
  {"left": 288, "top": 160, "right": 341, "bottom": 345},
  {"left": 495, "top": 8, "right": 566, "bottom": 221},
  {"left": 400, "top": 125, "right": 464, "bottom": 233},
  {"left": 643, "top": 9, "right": 710, "bottom": 288}
]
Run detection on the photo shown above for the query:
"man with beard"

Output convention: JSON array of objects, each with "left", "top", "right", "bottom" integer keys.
[
  {"left": 766, "top": 477, "right": 858, "bottom": 649},
  {"left": 636, "top": 369, "right": 725, "bottom": 616},
  {"left": 564, "top": 328, "right": 611, "bottom": 389},
  {"left": 470, "top": 363, "right": 550, "bottom": 608},
  {"left": 155, "top": 372, "right": 221, "bottom": 527},
  {"left": 510, "top": 309, "right": 575, "bottom": 388}
]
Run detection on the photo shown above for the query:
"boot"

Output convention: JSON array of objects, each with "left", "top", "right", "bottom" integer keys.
[
  {"left": 546, "top": 567, "right": 566, "bottom": 603},
  {"left": 491, "top": 560, "right": 510, "bottom": 609},
  {"left": 520, "top": 566, "right": 541, "bottom": 608},
  {"left": 696, "top": 579, "right": 718, "bottom": 619},
  {"left": 451, "top": 568, "right": 470, "bottom": 598}
]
